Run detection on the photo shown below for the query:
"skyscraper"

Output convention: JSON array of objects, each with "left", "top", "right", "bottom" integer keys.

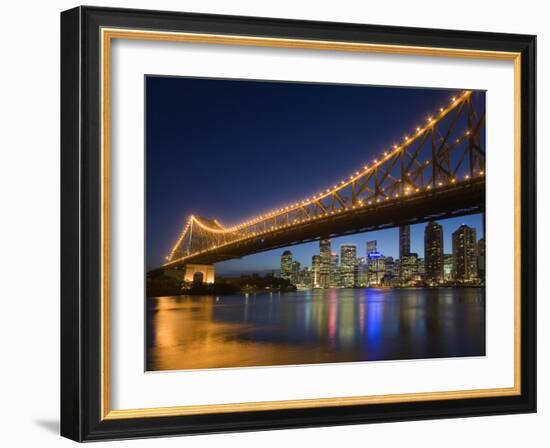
[
  {"left": 319, "top": 239, "right": 331, "bottom": 288},
  {"left": 357, "top": 257, "right": 368, "bottom": 287},
  {"left": 399, "top": 225, "right": 410, "bottom": 259},
  {"left": 417, "top": 258, "right": 425, "bottom": 278},
  {"left": 280, "top": 250, "right": 293, "bottom": 281},
  {"left": 367, "top": 252, "right": 385, "bottom": 285},
  {"left": 443, "top": 254, "right": 453, "bottom": 282},
  {"left": 452, "top": 224, "right": 478, "bottom": 282},
  {"left": 424, "top": 221, "right": 444, "bottom": 283},
  {"left": 291, "top": 260, "right": 301, "bottom": 285},
  {"left": 366, "top": 240, "right": 377, "bottom": 255},
  {"left": 384, "top": 256, "right": 395, "bottom": 284},
  {"left": 302, "top": 266, "right": 312, "bottom": 288},
  {"left": 311, "top": 255, "right": 321, "bottom": 288},
  {"left": 393, "top": 258, "right": 401, "bottom": 279},
  {"left": 329, "top": 252, "right": 339, "bottom": 287},
  {"left": 340, "top": 244, "right": 357, "bottom": 288},
  {"left": 401, "top": 252, "right": 419, "bottom": 282},
  {"left": 366, "top": 240, "right": 378, "bottom": 285},
  {"left": 399, "top": 225, "right": 410, "bottom": 281}
]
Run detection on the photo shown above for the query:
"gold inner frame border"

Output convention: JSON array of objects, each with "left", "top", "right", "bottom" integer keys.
[{"left": 99, "top": 27, "right": 522, "bottom": 420}]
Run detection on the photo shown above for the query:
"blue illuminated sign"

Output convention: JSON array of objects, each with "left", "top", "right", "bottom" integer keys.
[{"left": 368, "top": 251, "right": 382, "bottom": 259}]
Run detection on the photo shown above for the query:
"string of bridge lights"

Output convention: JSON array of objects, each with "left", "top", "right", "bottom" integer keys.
[{"left": 165, "top": 90, "right": 484, "bottom": 265}]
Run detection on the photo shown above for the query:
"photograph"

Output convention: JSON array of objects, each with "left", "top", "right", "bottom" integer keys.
[{"left": 145, "top": 78, "right": 487, "bottom": 371}]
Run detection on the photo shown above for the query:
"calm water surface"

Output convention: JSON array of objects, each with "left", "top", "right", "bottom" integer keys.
[{"left": 146, "top": 288, "right": 485, "bottom": 371}]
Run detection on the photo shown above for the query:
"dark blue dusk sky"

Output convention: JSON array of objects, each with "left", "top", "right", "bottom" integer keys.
[{"left": 146, "top": 77, "right": 484, "bottom": 273}]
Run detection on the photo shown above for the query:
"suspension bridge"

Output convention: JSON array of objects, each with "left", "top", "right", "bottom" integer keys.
[{"left": 155, "top": 90, "right": 485, "bottom": 283}]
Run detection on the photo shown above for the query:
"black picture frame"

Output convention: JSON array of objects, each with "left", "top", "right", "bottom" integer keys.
[{"left": 61, "top": 5, "right": 536, "bottom": 442}]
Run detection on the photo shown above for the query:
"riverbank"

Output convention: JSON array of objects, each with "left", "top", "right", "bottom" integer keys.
[{"left": 146, "top": 272, "right": 296, "bottom": 297}]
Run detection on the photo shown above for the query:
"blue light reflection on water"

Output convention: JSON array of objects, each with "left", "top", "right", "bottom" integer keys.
[{"left": 146, "top": 288, "right": 485, "bottom": 371}]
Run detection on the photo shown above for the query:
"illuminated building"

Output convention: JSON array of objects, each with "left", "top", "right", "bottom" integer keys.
[
  {"left": 417, "top": 258, "right": 425, "bottom": 278},
  {"left": 384, "top": 256, "right": 395, "bottom": 284},
  {"left": 329, "top": 253, "right": 340, "bottom": 287},
  {"left": 393, "top": 258, "right": 401, "bottom": 279},
  {"left": 357, "top": 257, "right": 368, "bottom": 287},
  {"left": 291, "top": 260, "right": 301, "bottom": 285},
  {"left": 452, "top": 224, "right": 478, "bottom": 282},
  {"left": 399, "top": 225, "right": 410, "bottom": 281},
  {"left": 340, "top": 244, "right": 357, "bottom": 288},
  {"left": 366, "top": 240, "right": 377, "bottom": 255},
  {"left": 401, "top": 252, "right": 419, "bottom": 282},
  {"left": 399, "top": 225, "right": 410, "bottom": 258},
  {"left": 443, "top": 254, "right": 453, "bottom": 281},
  {"left": 365, "top": 240, "right": 378, "bottom": 285},
  {"left": 301, "top": 266, "right": 312, "bottom": 288},
  {"left": 424, "top": 221, "right": 444, "bottom": 283},
  {"left": 280, "top": 250, "right": 293, "bottom": 281},
  {"left": 367, "top": 251, "right": 385, "bottom": 285},
  {"left": 319, "top": 239, "right": 331, "bottom": 288},
  {"left": 311, "top": 255, "right": 321, "bottom": 288}
]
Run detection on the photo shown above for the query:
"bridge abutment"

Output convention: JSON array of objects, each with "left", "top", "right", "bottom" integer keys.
[{"left": 183, "top": 264, "right": 215, "bottom": 285}]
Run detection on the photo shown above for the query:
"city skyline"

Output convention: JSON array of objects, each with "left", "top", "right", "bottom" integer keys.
[
  {"left": 276, "top": 218, "right": 484, "bottom": 288},
  {"left": 216, "top": 213, "right": 483, "bottom": 275}
]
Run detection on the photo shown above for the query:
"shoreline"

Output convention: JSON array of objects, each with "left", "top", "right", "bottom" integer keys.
[{"left": 148, "top": 285, "right": 485, "bottom": 299}]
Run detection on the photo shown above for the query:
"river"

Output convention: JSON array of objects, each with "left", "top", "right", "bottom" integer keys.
[{"left": 146, "top": 287, "right": 485, "bottom": 371}]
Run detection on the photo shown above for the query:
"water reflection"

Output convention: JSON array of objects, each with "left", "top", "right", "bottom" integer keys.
[{"left": 146, "top": 288, "right": 485, "bottom": 371}]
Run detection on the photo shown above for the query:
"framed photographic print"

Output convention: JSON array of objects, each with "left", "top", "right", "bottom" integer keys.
[{"left": 60, "top": 6, "right": 536, "bottom": 441}]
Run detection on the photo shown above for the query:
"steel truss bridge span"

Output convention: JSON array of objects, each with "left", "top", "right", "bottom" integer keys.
[{"left": 160, "top": 90, "right": 485, "bottom": 270}]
